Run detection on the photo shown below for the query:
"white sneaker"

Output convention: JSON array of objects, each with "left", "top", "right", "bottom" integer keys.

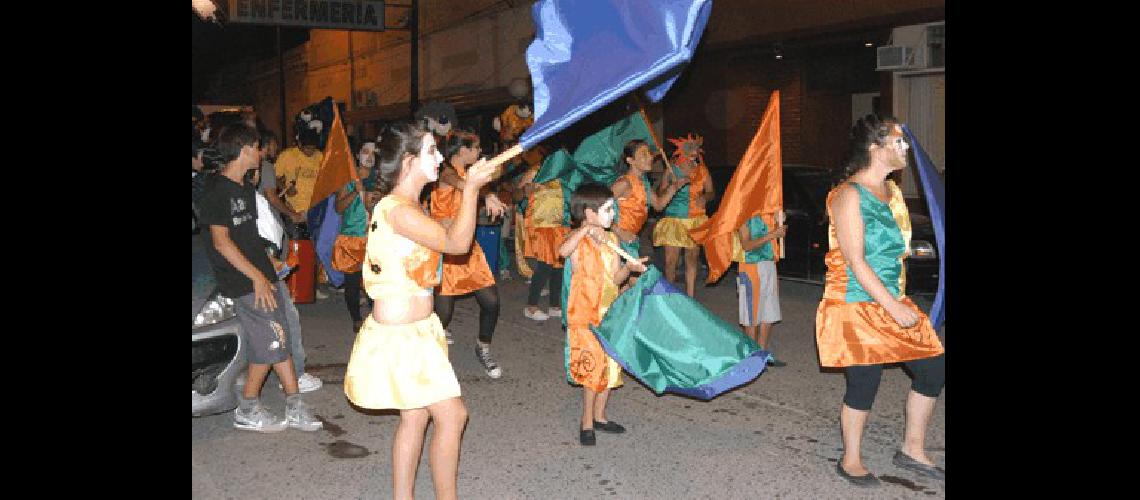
[
  {"left": 524, "top": 307, "right": 549, "bottom": 321},
  {"left": 475, "top": 345, "right": 503, "bottom": 379},
  {"left": 540, "top": 288, "right": 550, "bottom": 297},
  {"left": 281, "top": 373, "right": 323, "bottom": 393},
  {"left": 547, "top": 307, "right": 562, "bottom": 318},
  {"left": 445, "top": 329, "right": 455, "bottom": 345},
  {"left": 315, "top": 288, "right": 330, "bottom": 300}
]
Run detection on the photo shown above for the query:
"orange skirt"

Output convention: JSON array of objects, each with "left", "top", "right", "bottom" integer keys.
[
  {"left": 332, "top": 234, "right": 367, "bottom": 273},
  {"left": 439, "top": 241, "right": 496, "bottom": 296},
  {"left": 567, "top": 326, "right": 623, "bottom": 392},
  {"left": 526, "top": 226, "right": 570, "bottom": 268},
  {"left": 815, "top": 296, "right": 944, "bottom": 367}
]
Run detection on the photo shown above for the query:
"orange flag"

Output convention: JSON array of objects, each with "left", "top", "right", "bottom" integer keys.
[
  {"left": 308, "top": 103, "right": 358, "bottom": 209},
  {"left": 689, "top": 90, "right": 782, "bottom": 284}
]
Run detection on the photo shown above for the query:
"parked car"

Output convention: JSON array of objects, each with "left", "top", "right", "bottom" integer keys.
[
  {"left": 689, "top": 163, "right": 939, "bottom": 296},
  {"left": 192, "top": 233, "right": 247, "bottom": 417}
]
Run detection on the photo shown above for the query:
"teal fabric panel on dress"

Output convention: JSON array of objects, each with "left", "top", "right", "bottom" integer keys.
[
  {"left": 661, "top": 165, "right": 691, "bottom": 218},
  {"left": 844, "top": 184, "right": 905, "bottom": 303},
  {"left": 338, "top": 182, "right": 368, "bottom": 237}
]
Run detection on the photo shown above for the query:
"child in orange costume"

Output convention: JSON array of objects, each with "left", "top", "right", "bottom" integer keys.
[{"left": 559, "top": 183, "right": 648, "bottom": 446}]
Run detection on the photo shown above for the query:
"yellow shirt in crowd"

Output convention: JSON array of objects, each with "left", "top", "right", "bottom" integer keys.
[{"left": 274, "top": 147, "right": 324, "bottom": 212}]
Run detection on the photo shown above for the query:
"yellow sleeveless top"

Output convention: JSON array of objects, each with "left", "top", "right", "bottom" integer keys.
[{"left": 363, "top": 195, "right": 443, "bottom": 298}]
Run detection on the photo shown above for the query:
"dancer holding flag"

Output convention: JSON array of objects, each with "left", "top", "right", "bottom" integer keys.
[
  {"left": 818, "top": 115, "right": 945, "bottom": 486},
  {"left": 611, "top": 139, "right": 689, "bottom": 260},
  {"left": 690, "top": 91, "right": 789, "bottom": 366},
  {"left": 653, "top": 133, "right": 715, "bottom": 297},
  {"left": 344, "top": 121, "right": 498, "bottom": 500},
  {"left": 559, "top": 183, "right": 648, "bottom": 446}
]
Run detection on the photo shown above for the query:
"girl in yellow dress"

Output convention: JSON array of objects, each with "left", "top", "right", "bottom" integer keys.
[{"left": 343, "top": 121, "right": 497, "bottom": 500}]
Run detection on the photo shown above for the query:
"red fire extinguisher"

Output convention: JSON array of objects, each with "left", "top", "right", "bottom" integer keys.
[{"left": 287, "top": 225, "right": 317, "bottom": 304}]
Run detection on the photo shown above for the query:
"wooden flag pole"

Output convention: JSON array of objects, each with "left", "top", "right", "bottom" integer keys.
[
  {"left": 776, "top": 209, "right": 786, "bottom": 259},
  {"left": 603, "top": 238, "right": 642, "bottom": 266},
  {"left": 637, "top": 104, "right": 673, "bottom": 172},
  {"left": 484, "top": 144, "right": 525, "bottom": 179}
]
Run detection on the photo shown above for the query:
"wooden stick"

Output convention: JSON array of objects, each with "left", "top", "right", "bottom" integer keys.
[
  {"left": 484, "top": 144, "right": 525, "bottom": 179},
  {"left": 776, "top": 209, "right": 786, "bottom": 259},
  {"left": 603, "top": 238, "right": 641, "bottom": 266},
  {"left": 638, "top": 106, "right": 673, "bottom": 172}
]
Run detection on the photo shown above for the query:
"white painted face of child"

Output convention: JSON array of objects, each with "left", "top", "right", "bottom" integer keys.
[
  {"left": 417, "top": 133, "right": 444, "bottom": 181},
  {"left": 596, "top": 198, "right": 616, "bottom": 228}
]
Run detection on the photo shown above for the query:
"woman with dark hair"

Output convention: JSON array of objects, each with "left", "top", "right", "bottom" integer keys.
[
  {"left": 817, "top": 114, "right": 945, "bottom": 486},
  {"left": 610, "top": 139, "right": 688, "bottom": 260},
  {"left": 343, "top": 121, "right": 497, "bottom": 500},
  {"left": 429, "top": 131, "right": 509, "bottom": 379}
]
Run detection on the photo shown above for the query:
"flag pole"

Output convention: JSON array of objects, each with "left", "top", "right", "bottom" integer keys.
[
  {"left": 635, "top": 99, "right": 673, "bottom": 172},
  {"left": 603, "top": 239, "right": 641, "bottom": 265},
  {"left": 484, "top": 144, "right": 525, "bottom": 179},
  {"left": 776, "top": 210, "right": 786, "bottom": 259}
]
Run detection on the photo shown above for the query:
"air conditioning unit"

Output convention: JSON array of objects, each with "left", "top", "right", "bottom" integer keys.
[
  {"left": 878, "top": 22, "right": 944, "bottom": 72},
  {"left": 876, "top": 46, "right": 914, "bottom": 71}
]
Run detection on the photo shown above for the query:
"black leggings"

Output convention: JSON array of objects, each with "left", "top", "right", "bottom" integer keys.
[
  {"left": 843, "top": 354, "right": 945, "bottom": 411},
  {"left": 526, "top": 258, "right": 563, "bottom": 307},
  {"left": 343, "top": 271, "right": 371, "bottom": 322},
  {"left": 434, "top": 286, "right": 500, "bottom": 344}
]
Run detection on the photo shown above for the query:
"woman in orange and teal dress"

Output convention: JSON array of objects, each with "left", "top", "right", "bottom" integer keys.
[
  {"left": 817, "top": 115, "right": 945, "bottom": 486},
  {"left": 651, "top": 133, "right": 713, "bottom": 297},
  {"left": 343, "top": 121, "right": 497, "bottom": 500}
]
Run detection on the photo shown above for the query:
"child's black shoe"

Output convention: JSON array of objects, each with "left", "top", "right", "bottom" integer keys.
[
  {"left": 593, "top": 420, "right": 626, "bottom": 434},
  {"left": 579, "top": 429, "right": 596, "bottom": 446}
]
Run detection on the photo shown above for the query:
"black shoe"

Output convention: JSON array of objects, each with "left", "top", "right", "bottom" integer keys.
[
  {"left": 593, "top": 420, "right": 626, "bottom": 434},
  {"left": 767, "top": 358, "right": 787, "bottom": 367},
  {"left": 835, "top": 460, "right": 880, "bottom": 487},
  {"left": 579, "top": 429, "right": 596, "bottom": 446},
  {"left": 893, "top": 450, "right": 945, "bottom": 480}
]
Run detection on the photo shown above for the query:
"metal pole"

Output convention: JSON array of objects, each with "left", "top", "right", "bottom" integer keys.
[
  {"left": 410, "top": 0, "right": 419, "bottom": 117},
  {"left": 277, "top": 26, "right": 288, "bottom": 145}
]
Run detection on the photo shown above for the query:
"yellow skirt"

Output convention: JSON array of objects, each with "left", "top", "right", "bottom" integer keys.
[
  {"left": 344, "top": 313, "right": 461, "bottom": 410},
  {"left": 652, "top": 215, "right": 709, "bottom": 248}
]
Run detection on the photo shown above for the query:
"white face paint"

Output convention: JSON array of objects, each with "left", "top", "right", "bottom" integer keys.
[
  {"left": 596, "top": 198, "right": 616, "bottom": 228},
  {"left": 418, "top": 134, "right": 443, "bottom": 181}
]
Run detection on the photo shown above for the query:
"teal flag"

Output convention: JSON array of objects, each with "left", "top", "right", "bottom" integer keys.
[
  {"left": 533, "top": 112, "right": 655, "bottom": 224},
  {"left": 564, "top": 264, "right": 770, "bottom": 399}
]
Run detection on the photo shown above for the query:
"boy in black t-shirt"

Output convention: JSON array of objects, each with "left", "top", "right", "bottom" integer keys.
[{"left": 198, "top": 123, "right": 322, "bottom": 433}]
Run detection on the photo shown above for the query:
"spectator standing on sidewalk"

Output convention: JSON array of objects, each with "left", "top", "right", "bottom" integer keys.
[{"left": 196, "top": 123, "right": 323, "bottom": 433}]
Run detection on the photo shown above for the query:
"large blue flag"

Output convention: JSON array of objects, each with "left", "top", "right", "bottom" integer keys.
[
  {"left": 902, "top": 125, "right": 944, "bottom": 329},
  {"left": 520, "top": 0, "right": 712, "bottom": 149}
]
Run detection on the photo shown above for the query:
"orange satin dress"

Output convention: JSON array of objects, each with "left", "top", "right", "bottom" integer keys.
[
  {"left": 615, "top": 171, "right": 649, "bottom": 237},
  {"left": 524, "top": 177, "right": 571, "bottom": 269},
  {"left": 815, "top": 181, "right": 943, "bottom": 367},
  {"left": 566, "top": 232, "right": 624, "bottom": 392},
  {"left": 429, "top": 163, "right": 497, "bottom": 296}
]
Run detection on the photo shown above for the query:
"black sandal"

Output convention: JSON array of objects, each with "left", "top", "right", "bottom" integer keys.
[{"left": 835, "top": 460, "right": 880, "bottom": 487}]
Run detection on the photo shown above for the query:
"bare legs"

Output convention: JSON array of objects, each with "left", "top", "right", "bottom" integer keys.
[
  {"left": 901, "top": 391, "right": 938, "bottom": 466},
  {"left": 683, "top": 246, "right": 700, "bottom": 297},
  {"left": 662, "top": 245, "right": 699, "bottom": 297},
  {"left": 242, "top": 356, "right": 299, "bottom": 398},
  {"left": 392, "top": 397, "right": 469, "bottom": 500},
  {"left": 663, "top": 246, "right": 680, "bottom": 284},
  {"left": 839, "top": 404, "right": 871, "bottom": 476},
  {"left": 839, "top": 390, "right": 940, "bottom": 476},
  {"left": 758, "top": 322, "right": 774, "bottom": 349},
  {"left": 581, "top": 387, "right": 613, "bottom": 429}
]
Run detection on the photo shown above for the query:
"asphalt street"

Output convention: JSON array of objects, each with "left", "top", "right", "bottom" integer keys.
[{"left": 192, "top": 268, "right": 946, "bottom": 499}]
